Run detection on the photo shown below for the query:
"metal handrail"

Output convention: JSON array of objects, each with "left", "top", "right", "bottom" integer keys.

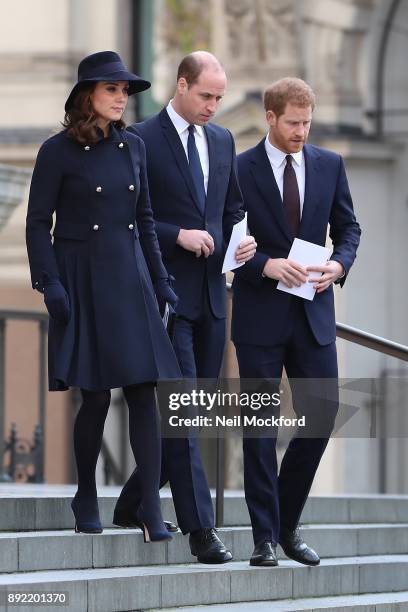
[
  {"left": 335, "top": 322, "right": 408, "bottom": 361},
  {"left": 0, "top": 309, "right": 48, "bottom": 481},
  {"left": 225, "top": 282, "right": 408, "bottom": 361},
  {"left": 0, "top": 309, "right": 48, "bottom": 323},
  {"left": 0, "top": 308, "right": 123, "bottom": 484}
]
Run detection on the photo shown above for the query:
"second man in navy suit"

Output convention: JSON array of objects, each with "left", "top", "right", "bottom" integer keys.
[
  {"left": 114, "top": 51, "right": 256, "bottom": 563},
  {"left": 232, "top": 78, "right": 361, "bottom": 567}
]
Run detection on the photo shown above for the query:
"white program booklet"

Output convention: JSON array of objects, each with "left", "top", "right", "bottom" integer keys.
[
  {"left": 222, "top": 212, "right": 248, "bottom": 274},
  {"left": 277, "top": 238, "right": 332, "bottom": 301},
  {"left": 162, "top": 302, "right": 170, "bottom": 327}
]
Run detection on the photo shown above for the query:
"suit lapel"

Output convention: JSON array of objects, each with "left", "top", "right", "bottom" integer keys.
[
  {"left": 298, "top": 144, "right": 321, "bottom": 238},
  {"left": 250, "top": 139, "right": 293, "bottom": 240},
  {"left": 203, "top": 124, "right": 217, "bottom": 218},
  {"left": 159, "top": 109, "right": 203, "bottom": 216}
]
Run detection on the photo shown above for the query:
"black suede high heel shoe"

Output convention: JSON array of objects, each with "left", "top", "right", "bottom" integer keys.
[
  {"left": 136, "top": 504, "right": 173, "bottom": 543},
  {"left": 71, "top": 494, "right": 103, "bottom": 534},
  {"left": 113, "top": 505, "right": 178, "bottom": 532}
]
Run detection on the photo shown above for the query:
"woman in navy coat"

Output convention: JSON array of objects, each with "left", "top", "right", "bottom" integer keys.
[{"left": 26, "top": 51, "right": 180, "bottom": 541}]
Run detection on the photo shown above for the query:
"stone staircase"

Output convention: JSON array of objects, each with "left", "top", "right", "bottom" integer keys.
[{"left": 0, "top": 485, "right": 408, "bottom": 611}]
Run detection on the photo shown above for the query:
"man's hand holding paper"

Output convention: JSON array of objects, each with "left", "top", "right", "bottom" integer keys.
[
  {"left": 274, "top": 238, "right": 332, "bottom": 301},
  {"left": 222, "top": 213, "right": 257, "bottom": 273},
  {"left": 307, "top": 260, "right": 344, "bottom": 293},
  {"left": 234, "top": 235, "right": 257, "bottom": 264},
  {"left": 263, "top": 258, "right": 308, "bottom": 287}
]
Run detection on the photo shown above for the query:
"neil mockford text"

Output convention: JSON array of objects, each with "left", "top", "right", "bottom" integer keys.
[
  {"left": 167, "top": 414, "right": 306, "bottom": 428},
  {"left": 166, "top": 389, "right": 306, "bottom": 429}
]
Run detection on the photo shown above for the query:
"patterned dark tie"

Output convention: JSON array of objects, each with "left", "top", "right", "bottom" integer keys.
[
  {"left": 283, "top": 154, "right": 300, "bottom": 236},
  {"left": 187, "top": 124, "right": 206, "bottom": 213}
]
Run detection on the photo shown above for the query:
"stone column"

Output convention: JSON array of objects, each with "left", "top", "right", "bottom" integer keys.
[{"left": 211, "top": 0, "right": 300, "bottom": 107}]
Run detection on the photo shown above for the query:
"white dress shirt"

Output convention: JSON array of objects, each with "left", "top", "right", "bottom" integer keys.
[
  {"left": 264, "top": 135, "right": 305, "bottom": 215},
  {"left": 166, "top": 100, "right": 209, "bottom": 193}
]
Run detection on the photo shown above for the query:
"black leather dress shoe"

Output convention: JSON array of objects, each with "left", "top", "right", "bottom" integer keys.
[
  {"left": 189, "top": 528, "right": 233, "bottom": 564},
  {"left": 250, "top": 541, "right": 278, "bottom": 567},
  {"left": 279, "top": 526, "right": 320, "bottom": 566},
  {"left": 113, "top": 507, "right": 178, "bottom": 532}
]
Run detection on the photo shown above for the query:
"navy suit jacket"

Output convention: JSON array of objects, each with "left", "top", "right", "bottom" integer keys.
[
  {"left": 232, "top": 139, "right": 361, "bottom": 346},
  {"left": 128, "top": 109, "right": 244, "bottom": 320}
]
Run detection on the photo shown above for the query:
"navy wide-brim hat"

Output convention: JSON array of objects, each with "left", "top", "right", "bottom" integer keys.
[{"left": 65, "top": 50, "right": 151, "bottom": 112}]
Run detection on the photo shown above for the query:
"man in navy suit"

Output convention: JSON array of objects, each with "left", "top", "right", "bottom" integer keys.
[
  {"left": 232, "top": 78, "right": 361, "bottom": 567},
  {"left": 113, "top": 51, "right": 256, "bottom": 563}
]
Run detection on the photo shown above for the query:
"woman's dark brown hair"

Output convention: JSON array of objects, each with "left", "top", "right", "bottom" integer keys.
[{"left": 62, "top": 83, "right": 126, "bottom": 144}]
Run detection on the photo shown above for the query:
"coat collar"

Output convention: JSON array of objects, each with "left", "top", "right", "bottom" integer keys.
[
  {"left": 166, "top": 100, "right": 206, "bottom": 142},
  {"left": 99, "top": 123, "right": 125, "bottom": 143},
  {"left": 64, "top": 122, "right": 125, "bottom": 147},
  {"left": 264, "top": 136, "right": 303, "bottom": 169}
]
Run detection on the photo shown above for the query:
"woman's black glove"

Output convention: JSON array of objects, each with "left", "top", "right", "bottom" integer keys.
[
  {"left": 44, "top": 278, "right": 71, "bottom": 324},
  {"left": 154, "top": 277, "right": 178, "bottom": 316}
]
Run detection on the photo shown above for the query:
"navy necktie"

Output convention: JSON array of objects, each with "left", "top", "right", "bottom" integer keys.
[
  {"left": 283, "top": 154, "right": 300, "bottom": 236},
  {"left": 187, "top": 124, "right": 206, "bottom": 213}
]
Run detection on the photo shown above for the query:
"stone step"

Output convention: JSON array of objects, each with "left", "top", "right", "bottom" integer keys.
[
  {"left": 0, "top": 523, "right": 407, "bottom": 574},
  {"left": 1, "top": 485, "right": 408, "bottom": 531},
  {"left": 157, "top": 591, "right": 408, "bottom": 611},
  {"left": 0, "top": 555, "right": 408, "bottom": 611},
  {"left": 224, "top": 494, "right": 408, "bottom": 528}
]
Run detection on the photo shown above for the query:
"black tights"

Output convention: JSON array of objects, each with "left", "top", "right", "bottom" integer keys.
[{"left": 73, "top": 384, "right": 160, "bottom": 502}]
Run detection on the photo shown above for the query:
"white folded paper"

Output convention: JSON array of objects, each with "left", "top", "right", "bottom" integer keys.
[
  {"left": 222, "top": 212, "right": 248, "bottom": 274},
  {"left": 162, "top": 302, "right": 170, "bottom": 327},
  {"left": 277, "top": 238, "right": 332, "bottom": 301}
]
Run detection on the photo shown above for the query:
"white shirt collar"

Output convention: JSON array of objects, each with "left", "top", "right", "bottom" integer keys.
[
  {"left": 166, "top": 100, "right": 205, "bottom": 139},
  {"left": 265, "top": 134, "right": 303, "bottom": 168}
]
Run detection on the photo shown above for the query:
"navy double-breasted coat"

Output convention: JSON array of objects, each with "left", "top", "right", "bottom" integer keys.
[{"left": 26, "top": 125, "right": 181, "bottom": 391}]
